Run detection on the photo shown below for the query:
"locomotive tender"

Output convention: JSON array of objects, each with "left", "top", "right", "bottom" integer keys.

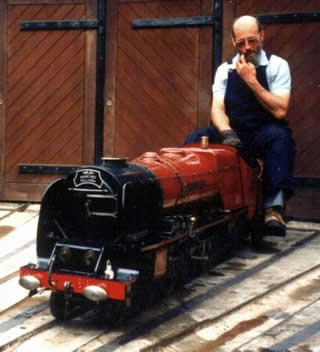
[{"left": 19, "top": 142, "right": 263, "bottom": 319}]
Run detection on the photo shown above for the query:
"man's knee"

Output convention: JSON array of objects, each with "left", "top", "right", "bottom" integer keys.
[
  {"left": 256, "top": 124, "right": 296, "bottom": 157},
  {"left": 261, "top": 123, "right": 293, "bottom": 143}
]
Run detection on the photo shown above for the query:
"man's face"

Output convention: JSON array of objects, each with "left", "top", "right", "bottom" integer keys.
[{"left": 232, "top": 24, "right": 264, "bottom": 65}]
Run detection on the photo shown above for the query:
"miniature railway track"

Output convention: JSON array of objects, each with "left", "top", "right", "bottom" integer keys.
[
  {"left": 0, "top": 203, "right": 31, "bottom": 223},
  {"left": 141, "top": 261, "right": 320, "bottom": 352},
  {"left": 77, "top": 224, "right": 320, "bottom": 352},
  {"left": 0, "top": 203, "right": 320, "bottom": 351}
]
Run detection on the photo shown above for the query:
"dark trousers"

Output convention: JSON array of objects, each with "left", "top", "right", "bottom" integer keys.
[{"left": 184, "top": 122, "right": 296, "bottom": 199}]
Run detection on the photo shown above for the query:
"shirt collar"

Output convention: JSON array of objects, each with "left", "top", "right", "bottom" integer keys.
[{"left": 231, "top": 49, "right": 269, "bottom": 67}]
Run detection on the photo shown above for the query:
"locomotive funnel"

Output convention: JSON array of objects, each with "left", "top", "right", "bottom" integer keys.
[{"left": 101, "top": 156, "right": 128, "bottom": 167}]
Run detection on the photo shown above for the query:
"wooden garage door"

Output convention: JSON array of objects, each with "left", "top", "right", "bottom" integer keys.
[
  {"left": 0, "top": 1, "right": 96, "bottom": 201},
  {"left": 103, "top": 0, "right": 213, "bottom": 159}
]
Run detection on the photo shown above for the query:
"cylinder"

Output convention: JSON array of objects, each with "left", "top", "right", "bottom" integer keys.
[{"left": 201, "top": 136, "right": 209, "bottom": 149}]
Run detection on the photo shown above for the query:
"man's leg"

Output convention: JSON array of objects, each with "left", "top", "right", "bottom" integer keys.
[{"left": 253, "top": 122, "right": 296, "bottom": 236}]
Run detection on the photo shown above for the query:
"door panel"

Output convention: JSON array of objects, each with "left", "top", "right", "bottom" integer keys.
[
  {"left": 106, "top": 0, "right": 213, "bottom": 160},
  {"left": 0, "top": 1, "right": 95, "bottom": 201}
]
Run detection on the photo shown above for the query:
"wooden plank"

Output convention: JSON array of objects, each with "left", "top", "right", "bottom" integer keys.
[
  {"left": 197, "top": 0, "right": 213, "bottom": 128},
  {"left": 173, "top": 265, "right": 320, "bottom": 351},
  {"left": 0, "top": 205, "right": 39, "bottom": 311},
  {"left": 170, "top": 0, "right": 211, "bottom": 129},
  {"left": 0, "top": 278, "right": 30, "bottom": 314},
  {"left": 0, "top": 244, "right": 36, "bottom": 280},
  {"left": 34, "top": 103, "right": 83, "bottom": 163},
  {"left": 82, "top": 0, "right": 97, "bottom": 164},
  {"left": 0, "top": 296, "right": 53, "bottom": 351},
  {"left": 7, "top": 7, "right": 83, "bottom": 91},
  {"left": 7, "top": 61, "right": 84, "bottom": 140},
  {"left": 6, "top": 318, "right": 106, "bottom": 352},
  {"left": 116, "top": 79, "right": 168, "bottom": 155},
  {"left": 143, "top": 2, "right": 199, "bottom": 59},
  {"left": 287, "top": 188, "right": 320, "bottom": 220},
  {"left": 222, "top": 0, "right": 235, "bottom": 65},
  {"left": 7, "top": 6, "right": 50, "bottom": 58},
  {"left": 120, "top": 4, "right": 198, "bottom": 103},
  {"left": 48, "top": 118, "right": 83, "bottom": 164},
  {"left": 7, "top": 5, "right": 80, "bottom": 74},
  {"left": 2, "top": 183, "right": 49, "bottom": 202},
  {"left": 116, "top": 23, "right": 196, "bottom": 125},
  {"left": 7, "top": 3, "right": 27, "bottom": 28},
  {"left": 103, "top": 0, "right": 118, "bottom": 157},
  {"left": 0, "top": 1, "right": 7, "bottom": 196},
  {"left": 115, "top": 60, "right": 194, "bottom": 151},
  {"left": 8, "top": 63, "right": 84, "bottom": 154},
  {"left": 7, "top": 30, "right": 83, "bottom": 114},
  {"left": 0, "top": 214, "right": 38, "bottom": 260},
  {"left": 6, "top": 63, "right": 84, "bottom": 176}
]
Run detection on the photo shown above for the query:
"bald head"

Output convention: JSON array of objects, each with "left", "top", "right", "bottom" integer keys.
[
  {"left": 232, "top": 16, "right": 261, "bottom": 39},
  {"left": 231, "top": 15, "right": 264, "bottom": 65}
]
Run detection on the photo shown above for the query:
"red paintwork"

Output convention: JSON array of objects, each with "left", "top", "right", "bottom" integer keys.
[
  {"left": 20, "top": 266, "right": 134, "bottom": 302},
  {"left": 133, "top": 143, "right": 261, "bottom": 217},
  {"left": 19, "top": 143, "right": 262, "bottom": 307}
]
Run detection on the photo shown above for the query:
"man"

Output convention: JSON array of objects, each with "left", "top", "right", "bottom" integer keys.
[{"left": 185, "top": 15, "right": 296, "bottom": 237}]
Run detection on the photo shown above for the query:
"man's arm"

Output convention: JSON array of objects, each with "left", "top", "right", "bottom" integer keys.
[
  {"left": 211, "top": 95, "right": 231, "bottom": 131},
  {"left": 236, "top": 55, "right": 290, "bottom": 119},
  {"left": 211, "top": 96, "right": 242, "bottom": 147}
]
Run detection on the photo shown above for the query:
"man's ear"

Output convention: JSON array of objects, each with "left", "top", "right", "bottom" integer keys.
[
  {"left": 231, "top": 35, "right": 236, "bottom": 48},
  {"left": 260, "top": 29, "right": 265, "bottom": 42}
]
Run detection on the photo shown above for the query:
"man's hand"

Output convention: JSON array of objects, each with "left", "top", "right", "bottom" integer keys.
[
  {"left": 221, "top": 129, "right": 259, "bottom": 168},
  {"left": 220, "top": 129, "right": 241, "bottom": 148},
  {"left": 235, "top": 54, "right": 290, "bottom": 120},
  {"left": 235, "top": 55, "right": 257, "bottom": 84}
]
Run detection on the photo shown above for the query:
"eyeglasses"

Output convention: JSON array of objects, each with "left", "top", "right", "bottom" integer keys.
[{"left": 235, "top": 36, "right": 260, "bottom": 49}]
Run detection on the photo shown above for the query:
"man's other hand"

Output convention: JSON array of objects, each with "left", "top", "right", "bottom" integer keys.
[{"left": 220, "top": 129, "right": 241, "bottom": 148}]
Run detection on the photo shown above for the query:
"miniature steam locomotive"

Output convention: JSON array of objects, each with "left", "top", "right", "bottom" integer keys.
[{"left": 19, "top": 142, "right": 263, "bottom": 320}]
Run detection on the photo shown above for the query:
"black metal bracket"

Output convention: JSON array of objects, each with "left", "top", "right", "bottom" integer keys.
[
  {"left": 19, "top": 164, "right": 80, "bottom": 175},
  {"left": 20, "top": 20, "right": 98, "bottom": 31},
  {"left": 132, "top": 16, "right": 217, "bottom": 29},
  {"left": 257, "top": 12, "right": 320, "bottom": 24},
  {"left": 19, "top": 0, "right": 106, "bottom": 174},
  {"left": 94, "top": 0, "right": 106, "bottom": 166},
  {"left": 132, "top": 12, "right": 320, "bottom": 30}
]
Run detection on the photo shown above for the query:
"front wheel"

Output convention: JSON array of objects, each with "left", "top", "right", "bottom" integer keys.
[{"left": 49, "top": 292, "right": 72, "bottom": 321}]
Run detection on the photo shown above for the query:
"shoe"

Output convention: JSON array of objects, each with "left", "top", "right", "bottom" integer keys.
[{"left": 264, "top": 206, "right": 286, "bottom": 237}]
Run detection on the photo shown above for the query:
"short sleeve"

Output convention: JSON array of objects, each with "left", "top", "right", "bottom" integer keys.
[
  {"left": 268, "top": 56, "right": 291, "bottom": 94},
  {"left": 212, "top": 62, "right": 229, "bottom": 98}
]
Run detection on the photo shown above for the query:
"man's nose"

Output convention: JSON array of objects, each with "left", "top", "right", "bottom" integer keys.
[{"left": 245, "top": 40, "right": 251, "bottom": 49}]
